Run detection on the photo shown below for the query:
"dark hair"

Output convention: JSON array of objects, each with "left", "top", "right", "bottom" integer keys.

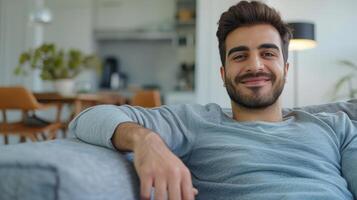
[{"left": 216, "top": 1, "right": 292, "bottom": 66}]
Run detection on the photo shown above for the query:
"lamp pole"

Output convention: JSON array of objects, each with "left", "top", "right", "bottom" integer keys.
[
  {"left": 288, "top": 22, "right": 317, "bottom": 107},
  {"left": 293, "top": 51, "right": 298, "bottom": 107}
]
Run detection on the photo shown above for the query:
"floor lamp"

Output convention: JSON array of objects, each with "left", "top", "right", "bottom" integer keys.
[{"left": 288, "top": 22, "right": 317, "bottom": 107}]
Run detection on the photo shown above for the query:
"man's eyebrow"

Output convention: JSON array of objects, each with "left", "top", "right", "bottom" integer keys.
[
  {"left": 258, "top": 43, "right": 280, "bottom": 51},
  {"left": 227, "top": 46, "right": 249, "bottom": 57},
  {"left": 227, "top": 43, "right": 280, "bottom": 57}
]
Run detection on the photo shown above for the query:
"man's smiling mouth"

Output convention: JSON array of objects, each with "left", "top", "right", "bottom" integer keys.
[{"left": 240, "top": 77, "right": 271, "bottom": 87}]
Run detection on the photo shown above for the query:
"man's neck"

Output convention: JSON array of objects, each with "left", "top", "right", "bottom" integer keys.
[{"left": 231, "top": 100, "right": 283, "bottom": 122}]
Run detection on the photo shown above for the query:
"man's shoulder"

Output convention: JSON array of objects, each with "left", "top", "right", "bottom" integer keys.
[
  {"left": 162, "top": 103, "right": 227, "bottom": 122},
  {"left": 290, "top": 110, "right": 353, "bottom": 134},
  {"left": 313, "top": 111, "right": 353, "bottom": 126},
  {"left": 286, "top": 108, "right": 350, "bottom": 122},
  {"left": 164, "top": 103, "right": 224, "bottom": 112}
]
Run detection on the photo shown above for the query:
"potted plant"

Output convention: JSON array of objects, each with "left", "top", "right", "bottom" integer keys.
[
  {"left": 14, "top": 43, "right": 101, "bottom": 95},
  {"left": 332, "top": 60, "right": 357, "bottom": 100}
]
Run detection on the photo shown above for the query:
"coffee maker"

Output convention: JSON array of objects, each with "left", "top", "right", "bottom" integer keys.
[{"left": 100, "top": 56, "right": 127, "bottom": 90}]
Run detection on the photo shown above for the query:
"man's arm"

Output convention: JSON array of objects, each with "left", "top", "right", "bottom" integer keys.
[
  {"left": 69, "top": 104, "right": 198, "bottom": 199},
  {"left": 69, "top": 104, "right": 195, "bottom": 156},
  {"left": 112, "top": 122, "right": 198, "bottom": 200}
]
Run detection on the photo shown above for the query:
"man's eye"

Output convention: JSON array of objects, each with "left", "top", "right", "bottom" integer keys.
[
  {"left": 263, "top": 52, "right": 275, "bottom": 57},
  {"left": 233, "top": 54, "right": 246, "bottom": 61}
]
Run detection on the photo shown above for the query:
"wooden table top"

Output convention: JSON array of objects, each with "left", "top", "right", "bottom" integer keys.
[{"left": 34, "top": 91, "right": 128, "bottom": 105}]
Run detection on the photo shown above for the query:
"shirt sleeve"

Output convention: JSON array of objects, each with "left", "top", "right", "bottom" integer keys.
[
  {"left": 68, "top": 104, "right": 196, "bottom": 160},
  {"left": 338, "top": 113, "right": 357, "bottom": 198}
]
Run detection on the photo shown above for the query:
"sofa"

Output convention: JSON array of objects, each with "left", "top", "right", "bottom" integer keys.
[{"left": 0, "top": 100, "right": 356, "bottom": 200}]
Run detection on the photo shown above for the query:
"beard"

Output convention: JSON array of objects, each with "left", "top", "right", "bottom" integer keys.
[{"left": 225, "top": 71, "right": 285, "bottom": 109}]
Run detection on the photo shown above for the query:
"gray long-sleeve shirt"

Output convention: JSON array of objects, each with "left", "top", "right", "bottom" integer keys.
[{"left": 69, "top": 103, "right": 357, "bottom": 200}]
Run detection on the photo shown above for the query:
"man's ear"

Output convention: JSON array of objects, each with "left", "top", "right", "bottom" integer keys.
[
  {"left": 220, "top": 66, "right": 226, "bottom": 86},
  {"left": 284, "top": 62, "right": 290, "bottom": 75}
]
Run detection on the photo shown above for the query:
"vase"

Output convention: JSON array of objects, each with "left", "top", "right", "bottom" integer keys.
[{"left": 54, "top": 79, "right": 75, "bottom": 96}]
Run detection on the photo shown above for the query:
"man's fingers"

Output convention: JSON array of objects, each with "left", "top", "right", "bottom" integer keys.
[
  {"left": 154, "top": 178, "right": 167, "bottom": 200},
  {"left": 168, "top": 173, "right": 182, "bottom": 200},
  {"left": 140, "top": 177, "right": 153, "bottom": 200},
  {"left": 193, "top": 188, "right": 199, "bottom": 195},
  {"left": 181, "top": 170, "right": 195, "bottom": 200},
  {"left": 181, "top": 185, "right": 194, "bottom": 200}
]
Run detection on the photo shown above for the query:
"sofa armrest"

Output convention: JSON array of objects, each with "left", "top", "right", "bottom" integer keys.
[{"left": 0, "top": 138, "right": 139, "bottom": 200}]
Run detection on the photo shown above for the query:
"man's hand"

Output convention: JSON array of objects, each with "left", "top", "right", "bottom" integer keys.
[{"left": 112, "top": 122, "right": 198, "bottom": 200}]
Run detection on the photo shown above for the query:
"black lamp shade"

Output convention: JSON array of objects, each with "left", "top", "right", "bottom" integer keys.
[
  {"left": 288, "top": 22, "right": 317, "bottom": 51},
  {"left": 288, "top": 22, "right": 315, "bottom": 40}
]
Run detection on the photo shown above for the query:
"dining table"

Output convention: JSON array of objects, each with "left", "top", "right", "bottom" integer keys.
[
  {"left": 34, "top": 91, "right": 128, "bottom": 116},
  {"left": 33, "top": 91, "right": 128, "bottom": 135}
]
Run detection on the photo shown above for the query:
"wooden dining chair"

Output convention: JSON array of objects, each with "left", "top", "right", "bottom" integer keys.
[
  {"left": 0, "top": 86, "right": 62, "bottom": 144},
  {"left": 130, "top": 90, "right": 162, "bottom": 108}
]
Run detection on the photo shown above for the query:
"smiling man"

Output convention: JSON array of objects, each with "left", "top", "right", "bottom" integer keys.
[
  {"left": 69, "top": 1, "right": 357, "bottom": 200},
  {"left": 221, "top": 24, "right": 288, "bottom": 120}
]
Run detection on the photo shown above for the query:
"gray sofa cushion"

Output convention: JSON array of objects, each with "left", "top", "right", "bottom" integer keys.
[
  {"left": 0, "top": 138, "right": 139, "bottom": 200},
  {"left": 283, "top": 99, "right": 357, "bottom": 119}
]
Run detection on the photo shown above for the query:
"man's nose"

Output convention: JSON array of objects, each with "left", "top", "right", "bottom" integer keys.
[{"left": 245, "top": 54, "right": 264, "bottom": 72}]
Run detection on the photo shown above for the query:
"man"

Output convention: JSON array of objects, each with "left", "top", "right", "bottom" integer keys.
[{"left": 69, "top": 1, "right": 357, "bottom": 200}]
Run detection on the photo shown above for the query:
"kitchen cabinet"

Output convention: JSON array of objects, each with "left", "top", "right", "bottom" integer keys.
[
  {"left": 174, "top": 0, "right": 196, "bottom": 92},
  {"left": 175, "top": 0, "right": 196, "bottom": 48},
  {"left": 95, "top": 0, "right": 197, "bottom": 95},
  {"left": 93, "top": 0, "right": 175, "bottom": 32}
]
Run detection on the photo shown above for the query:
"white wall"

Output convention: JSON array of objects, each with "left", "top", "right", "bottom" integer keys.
[
  {"left": 269, "top": 0, "right": 357, "bottom": 106},
  {"left": 196, "top": 0, "right": 238, "bottom": 108},
  {"left": 0, "top": 0, "right": 39, "bottom": 88},
  {"left": 196, "top": 0, "right": 357, "bottom": 108},
  {"left": 44, "top": 0, "right": 93, "bottom": 53}
]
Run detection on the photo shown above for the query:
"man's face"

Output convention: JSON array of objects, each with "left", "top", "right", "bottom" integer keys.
[{"left": 220, "top": 24, "right": 289, "bottom": 109}]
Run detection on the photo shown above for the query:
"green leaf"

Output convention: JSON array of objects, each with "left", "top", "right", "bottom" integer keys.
[
  {"left": 351, "top": 89, "right": 357, "bottom": 98},
  {"left": 333, "top": 74, "right": 354, "bottom": 96},
  {"left": 13, "top": 66, "right": 23, "bottom": 75},
  {"left": 19, "top": 52, "right": 30, "bottom": 64},
  {"left": 14, "top": 42, "right": 101, "bottom": 80},
  {"left": 338, "top": 60, "right": 357, "bottom": 71}
]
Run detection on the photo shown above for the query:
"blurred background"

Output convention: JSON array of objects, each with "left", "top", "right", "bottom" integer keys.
[{"left": 0, "top": 0, "right": 357, "bottom": 107}]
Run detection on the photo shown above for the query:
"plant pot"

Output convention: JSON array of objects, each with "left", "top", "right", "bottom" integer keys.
[{"left": 54, "top": 79, "right": 75, "bottom": 96}]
